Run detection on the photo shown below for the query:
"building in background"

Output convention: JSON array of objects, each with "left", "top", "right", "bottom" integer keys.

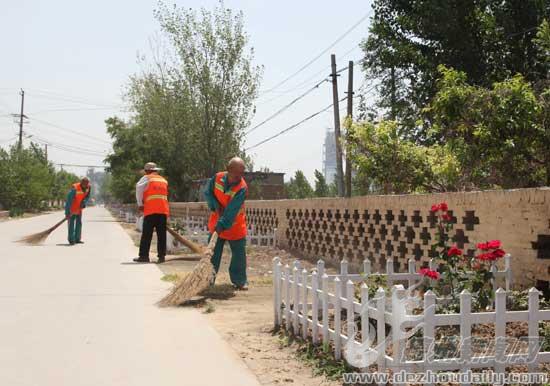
[
  {"left": 323, "top": 129, "right": 337, "bottom": 184},
  {"left": 189, "top": 171, "right": 286, "bottom": 201}
]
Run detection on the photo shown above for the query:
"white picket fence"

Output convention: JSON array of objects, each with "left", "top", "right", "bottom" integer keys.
[
  {"left": 173, "top": 216, "right": 277, "bottom": 247},
  {"left": 272, "top": 256, "right": 550, "bottom": 384}
]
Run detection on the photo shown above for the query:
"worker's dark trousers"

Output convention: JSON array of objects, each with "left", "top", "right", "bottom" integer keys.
[{"left": 139, "top": 214, "right": 167, "bottom": 259}]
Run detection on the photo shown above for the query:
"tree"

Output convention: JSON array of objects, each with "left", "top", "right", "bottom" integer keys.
[
  {"left": 347, "top": 120, "right": 461, "bottom": 194},
  {"left": 105, "top": 1, "right": 261, "bottom": 202},
  {"left": 0, "top": 143, "right": 78, "bottom": 213},
  {"left": 285, "top": 170, "right": 314, "bottom": 199},
  {"left": 362, "top": 0, "right": 550, "bottom": 138},
  {"left": 425, "top": 65, "right": 550, "bottom": 188},
  {"left": 313, "top": 169, "right": 330, "bottom": 197}
]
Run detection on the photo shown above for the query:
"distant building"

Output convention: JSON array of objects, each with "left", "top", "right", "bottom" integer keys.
[
  {"left": 323, "top": 129, "right": 337, "bottom": 184},
  {"left": 189, "top": 171, "right": 286, "bottom": 201}
]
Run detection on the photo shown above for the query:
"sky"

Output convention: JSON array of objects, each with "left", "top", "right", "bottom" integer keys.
[{"left": 0, "top": 0, "right": 373, "bottom": 183}]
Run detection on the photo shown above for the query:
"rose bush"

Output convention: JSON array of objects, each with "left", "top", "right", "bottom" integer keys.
[{"left": 418, "top": 202, "right": 507, "bottom": 311}]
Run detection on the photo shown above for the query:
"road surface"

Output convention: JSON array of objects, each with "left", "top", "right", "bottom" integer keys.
[{"left": 0, "top": 207, "right": 260, "bottom": 386}]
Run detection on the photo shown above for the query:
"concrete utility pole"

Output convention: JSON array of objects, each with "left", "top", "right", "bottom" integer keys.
[
  {"left": 18, "top": 89, "right": 25, "bottom": 150},
  {"left": 330, "top": 54, "right": 345, "bottom": 197},
  {"left": 45, "top": 144, "right": 48, "bottom": 162},
  {"left": 345, "top": 60, "right": 354, "bottom": 198}
]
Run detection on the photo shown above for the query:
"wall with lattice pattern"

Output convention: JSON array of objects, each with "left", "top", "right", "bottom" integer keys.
[{"left": 167, "top": 188, "right": 550, "bottom": 289}]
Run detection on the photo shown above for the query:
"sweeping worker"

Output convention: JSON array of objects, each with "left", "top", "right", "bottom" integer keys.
[
  {"left": 64, "top": 177, "right": 91, "bottom": 245},
  {"left": 204, "top": 157, "right": 249, "bottom": 290},
  {"left": 133, "top": 162, "right": 169, "bottom": 264}
]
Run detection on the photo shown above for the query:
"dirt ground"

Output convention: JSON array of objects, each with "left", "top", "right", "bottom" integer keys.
[{"left": 119, "top": 221, "right": 341, "bottom": 386}]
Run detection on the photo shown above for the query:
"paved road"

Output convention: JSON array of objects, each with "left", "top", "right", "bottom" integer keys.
[{"left": 0, "top": 207, "right": 260, "bottom": 386}]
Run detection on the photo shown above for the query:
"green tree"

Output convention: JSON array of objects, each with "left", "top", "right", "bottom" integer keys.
[
  {"left": 0, "top": 144, "right": 54, "bottom": 212},
  {"left": 285, "top": 170, "right": 314, "bottom": 199},
  {"left": 313, "top": 169, "right": 330, "bottom": 197},
  {"left": 347, "top": 120, "right": 461, "bottom": 194},
  {"left": 105, "top": 1, "right": 261, "bottom": 202},
  {"left": 362, "top": 0, "right": 550, "bottom": 137},
  {"left": 425, "top": 66, "right": 550, "bottom": 187}
]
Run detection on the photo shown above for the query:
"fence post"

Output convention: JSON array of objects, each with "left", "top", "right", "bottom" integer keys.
[
  {"left": 424, "top": 290, "right": 436, "bottom": 386},
  {"left": 460, "top": 290, "right": 472, "bottom": 386},
  {"left": 494, "top": 288, "right": 506, "bottom": 378},
  {"left": 322, "top": 274, "right": 330, "bottom": 345},
  {"left": 317, "top": 259, "right": 325, "bottom": 289},
  {"left": 340, "top": 259, "right": 349, "bottom": 299},
  {"left": 504, "top": 254, "right": 512, "bottom": 291},
  {"left": 408, "top": 258, "right": 416, "bottom": 289},
  {"left": 292, "top": 265, "right": 300, "bottom": 335},
  {"left": 375, "top": 287, "right": 386, "bottom": 380},
  {"left": 361, "top": 283, "right": 369, "bottom": 345},
  {"left": 284, "top": 264, "right": 291, "bottom": 331},
  {"left": 386, "top": 259, "right": 394, "bottom": 288},
  {"left": 334, "top": 277, "right": 342, "bottom": 360},
  {"left": 312, "top": 271, "right": 319, "bottom": 344},
  {"left": 347, "top": 280, "right": 355, "bottom": 343},
  {"left": 302, "top": 268, "right": 309, "bottom": 340},
  {"left": 363, "top": 259, "right": 371, "bottom": 275},
  {"left": 391, "top": 285, "right": 406, "bottom": 377},
  {"left": 527, "top": 287, "right": 540, "bottom": 374},
  {"left": 273, "top": 257, "right": 281, "bottom": 328}
]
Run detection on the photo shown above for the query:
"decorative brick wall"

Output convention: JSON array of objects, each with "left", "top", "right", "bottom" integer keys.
[{"left": 169, "top": 188, "right": 550, "bottom": 289}]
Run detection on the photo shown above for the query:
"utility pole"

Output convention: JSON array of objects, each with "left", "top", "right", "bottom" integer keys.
[
  {"left": 390, "top": 66, "right": 396, "bottom": 120},
  {"left": 330, "top": 54, "right": 344, "bottom": 197},
  {"left": 18, "top": 89, "right": 25, "bottom": 150},
  {"left": 345, "top": 60, "right": 354, "bottom": 198},
  {"left": 45, "top": 144, "right": 48, "bottom": 162}
]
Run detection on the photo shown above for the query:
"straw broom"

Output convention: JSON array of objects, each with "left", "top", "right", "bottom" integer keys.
[
  {"left": 157, "top": 227, "right": 218, "bottom": 307},
  {"left": 17, "top": 218, "right": 67, "bottom": 245}
]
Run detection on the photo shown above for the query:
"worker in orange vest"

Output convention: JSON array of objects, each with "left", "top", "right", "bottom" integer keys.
[
  {"left": 204, "top": 157, "right": 248, "bottom": 290},
  {"left": 64, "top": 177, "right": 91, "bottom": 245},
  {"left": 134, "top": 162, "right": 169, "bottom": 264}
]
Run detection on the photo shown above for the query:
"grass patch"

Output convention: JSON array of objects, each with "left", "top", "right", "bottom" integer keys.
[
  {"left": 203, "top": 301, "right": 216, "bottom": 314},
  {"left": 277, "top": 328, "right": 356, "bottom": 381},
  {"left": 200, "top": 283, "right": 236, "bottom": 300},
  {"left": 161, "top": 273, "right": 180, "bottom": 282}
]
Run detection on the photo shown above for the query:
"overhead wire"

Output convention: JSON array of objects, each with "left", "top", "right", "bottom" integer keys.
[
  {"left": 26, "top": 116, "right": 112, "bottom": 145},
  {"left": 259, "top": 9, "right": 372, "bottom": 95},
  {"left": 245, "top": 78, "right": 329, "bottom": 136},
  {"left": 245, "top": 97, "right": 348, "bottom": 152}
]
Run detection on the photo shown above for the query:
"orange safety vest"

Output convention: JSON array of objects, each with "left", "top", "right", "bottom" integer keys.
[
  {"left": 143, "top": 174, "right": 170, "bottom": 216},
  {"left": 207, "top": 172, "right": 247, "bottom": 240},
  {"left": 70, "top": 182, "right": 90, "bottom": 215}
]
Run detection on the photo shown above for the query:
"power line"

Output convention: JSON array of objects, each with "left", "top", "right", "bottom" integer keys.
[
  {"left": 25, "top": 89, "right": 122, "bottom": 109},
  {"left": 245, "top": 97, "right": 347, "bottom": 152},
  {"left": 259, "top": 9, "right": 372, "bottom": 95},
  {"left": 25, "top": 132, "right": 108, "bottom": 157},
  {"left": 245, "top": 78, "right": 329, "bottom": 136},
  {"left": 29, "top": 106, "right": 127, "bottom": 115},
  {"left": 27, "top": 116, "right": 112, "bottom": 145}
]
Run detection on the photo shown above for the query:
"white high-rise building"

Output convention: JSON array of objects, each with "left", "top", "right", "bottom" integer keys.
[{"left": 323, "top": 129, "right": 337, "bottom": 184}]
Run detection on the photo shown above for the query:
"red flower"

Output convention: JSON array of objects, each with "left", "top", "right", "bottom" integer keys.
[
  {"left": 447, "top": 245, "right": 463, "bottom": 257},
  {"left": 441, "top": 212, "right": 452, "bottom": 222},
  {"left": 419, "top": 268, "right": 440, "bottom": 280},
  {"left": 439, "top": 202, "right": 448, "bottom": 211},
  {"left": 431, "top": 204, "right": 441, "bottom": 212},
  {"left": 477, "top": 242, "right": 489, "bottom": 250},
  {"left": 476, "top": 249, "right": 505, "bottom": 261},
  {"left": 492, "top": 248, "right": 506, "bottom": 258},
  {"left": 487, "top": 240, "right": 501, "bottom": 249}
]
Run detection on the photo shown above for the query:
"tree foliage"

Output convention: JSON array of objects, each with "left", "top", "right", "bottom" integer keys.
[
  {"left": 348, "top": 65, "right": 550, "bottom": 193},
  {"left": 362, "top": 0, "right": 550, "bottom": 137},
  {"left": 313, "top": 169, "right": 330, "bottom": 197},
  {"left": 0, "top": 144, "right": 79, "bottom": 213},
  {"left": 286, "top": 170, "right": 314, "bottom": 199},
  {"left": 105, "top": 1, "right": 261, "bottom": 202}
]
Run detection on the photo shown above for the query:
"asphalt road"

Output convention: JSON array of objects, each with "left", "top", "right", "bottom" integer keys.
[{"left": 0, "top": 207, "right": 259, "bottom": 386}]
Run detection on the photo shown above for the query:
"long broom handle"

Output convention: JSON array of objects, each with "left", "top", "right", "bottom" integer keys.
[{"left": 166, "top": 227, "right": 218, "bottom": 256}]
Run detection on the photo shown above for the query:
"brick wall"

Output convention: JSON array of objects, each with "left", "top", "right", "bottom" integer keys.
[{"left": 169, "top": 188, "right": 550, "bottom": 288}]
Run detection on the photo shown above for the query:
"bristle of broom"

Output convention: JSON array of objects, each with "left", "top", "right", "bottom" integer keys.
[
  {"left": 157, "top": 257, "right": 216, "bottom": 307},
  {"left": 17, "top": 230, "right": 52, "bottom": 245},
  {"left": 16, "top": 218, "right": 67, "bottom": 245}
]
